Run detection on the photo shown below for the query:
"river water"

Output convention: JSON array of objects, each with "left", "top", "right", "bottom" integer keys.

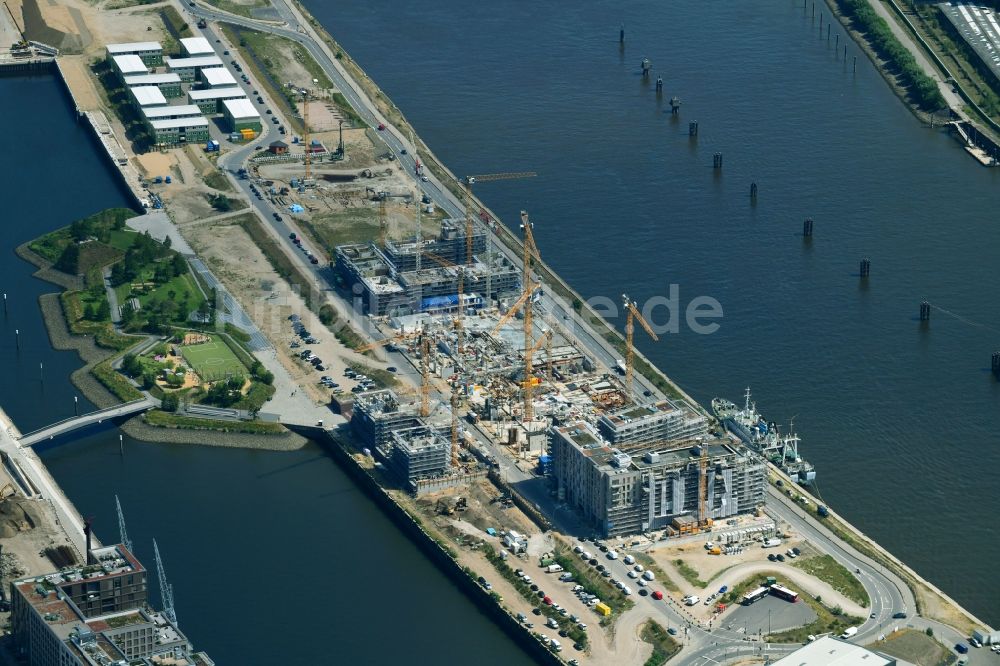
[
  {"left": 305, "top": 0, "right": 1000, "bottom": 625},
  {"left": 0, "top": 77, "right": 532, "bottom": 663}
]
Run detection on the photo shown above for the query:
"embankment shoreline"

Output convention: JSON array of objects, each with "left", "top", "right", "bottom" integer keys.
[{"left": 16, "top": 242, "right": 308, "bottom": 451}]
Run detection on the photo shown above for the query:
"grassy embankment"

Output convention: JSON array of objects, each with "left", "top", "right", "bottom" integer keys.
[
  {"left": 157, "top": 5, "right": 191, "bottom": 56},
  {"left": 673, "top": 559, "right": 707, "bottom": 588},
  {"left": 144, "top": 409, "right": 283, "bottom": 434},
  {"left": 833, "top": 0, "right": 945, "bottom": 112},
  {"left": 867, "top": 628, "right": 956, "bottom": 666},
  {"left": 201, "top": 0, "right": 268, "bottom": 19},
  {"left": 633, "top": 553, "right": 679, "bottom": 592},
  {"left": 792, "top": 554, "right": 870, "bottom": 607},
  {"left": 640, "top": 620, "right": 681, "bottom": 666}
]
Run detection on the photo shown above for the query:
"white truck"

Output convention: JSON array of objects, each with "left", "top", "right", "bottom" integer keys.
[
  {"left": 623, "top": 554, "right": 636, "bottom": 565},
  {"left": 840, "top": 627, "right": 858, "bottom": 639},
  {"left": 545, "top": 564, "right": 564, "bottom": 573},
  {"left": 684, "top": 595, "right": 700, "bottom": 606},
  {"left": 607, "top": 550, "right": 618, "bottom": 560},
  {"left": 642, "top": 570, "right": 655, "bottom": 581},
  {"left": 762, "top": 538, "right": 782, "bottom": 548},
  {"left": 615, "top": 359, "right": 627, "bottom": 374}
]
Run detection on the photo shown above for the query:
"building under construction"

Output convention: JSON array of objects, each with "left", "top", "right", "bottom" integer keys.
[
  {"left": 598, "top": 399, "right": 709, "bottom": 450},
  {"left": 381, "top": 424, "right": 453, "bottom": 491},
  {"left": 335, "top": 222, "right": 520, "bottom": 317},
  {"left": 351, "top": 389, "right": 423, "bottom": 450},
  {"left": 550, "top": 422, "right": 766, "bottom": 538}
]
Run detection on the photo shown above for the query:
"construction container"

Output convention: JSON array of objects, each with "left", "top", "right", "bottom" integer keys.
[
  {"left": 594, "top": 602, "right": 611, "bottom": 617},
  {"left": 240, "top": 128, "right": 255, "bottom": 139}
]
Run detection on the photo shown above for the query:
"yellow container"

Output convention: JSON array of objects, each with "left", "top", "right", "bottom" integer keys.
[{"left": 595, "top": 602, "right": 611, "bottom": 617}]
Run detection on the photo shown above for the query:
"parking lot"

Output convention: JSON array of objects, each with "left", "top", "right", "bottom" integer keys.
[{"left": 724, "top": 595, "right": 817, "bottom": 637}]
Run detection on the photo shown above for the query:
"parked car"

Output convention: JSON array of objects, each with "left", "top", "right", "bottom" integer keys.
[{"left": 386, "top": 366, "right": 397, "bottom": 372}]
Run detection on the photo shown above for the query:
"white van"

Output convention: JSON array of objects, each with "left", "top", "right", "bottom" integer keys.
[{"left": 685, "top": 595, "right": 700, "bottom": 606}]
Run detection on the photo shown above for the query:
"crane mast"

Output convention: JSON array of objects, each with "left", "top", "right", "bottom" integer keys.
[{"left": 622, "top": 294, "right": 659, "bottom": 399}]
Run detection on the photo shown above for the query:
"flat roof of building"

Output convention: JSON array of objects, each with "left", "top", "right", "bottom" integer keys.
[
  {"left": 201, "top": 67, "right": 237, "bottom": 87},
  {"left": 130, "top": 86, "right": 167, "bottom": 107},
  {"left": 150, "top": 117, "right": 210, "bottom": 130},
  {"left": 143, "top": 104, "right": 203, "bottom": 120},
  {"left": 223, "top": 97, "right": 260, "bottom": 119},
  {"left": 772, "top": 637, "right": 899, "bottom": 666},
  {"left": 107, "top": 41, "right": 161, "bottom": 54},
  {"left": 112, "top": 54, "right": 147, "bottom": 75},
  {"left": 164, "top": 55, "right": 224, "bottom": 69},
  {"left": 123, "top": 72, "right": 181, "bottom": 86},
  {"left": 179, "top": 36, "right": 214, "bottom": 56},
  {"left": 188, "top": 86, "right": 246, "bottom": 101}
]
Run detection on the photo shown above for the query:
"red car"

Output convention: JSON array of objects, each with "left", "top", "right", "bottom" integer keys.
[
  {"left": 652, "top": 590, "right": 663, "bottom": 600},
  {"left": 377, "top": 123, "right": 386, "bottom": 130}
]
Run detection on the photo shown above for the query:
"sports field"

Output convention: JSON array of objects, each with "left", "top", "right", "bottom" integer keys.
[{"left": 181, "top": 340, "right": 247, "bottom": 381}]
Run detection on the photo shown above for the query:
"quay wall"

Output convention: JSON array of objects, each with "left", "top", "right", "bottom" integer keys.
[
  {"left": 313, "top": 427, "right": 563, "bottom": 666},
  {"left": 53, "top": 58, "right": 146, "bottom": 211}
]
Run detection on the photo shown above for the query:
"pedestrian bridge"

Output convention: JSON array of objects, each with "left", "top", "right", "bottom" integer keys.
[{"left": 18, "top": 398, "right": 156, "bottom": 448}]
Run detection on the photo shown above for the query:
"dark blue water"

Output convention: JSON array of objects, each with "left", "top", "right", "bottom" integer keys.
[
  {"left": 0, "top": 76, "right": 534, "bottom": 663},
  {"left": 307, "top": 0, "right": 1000, "bottom": 624}
]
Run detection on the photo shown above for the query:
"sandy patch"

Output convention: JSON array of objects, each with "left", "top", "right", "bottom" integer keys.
[{"left": 135, "top": 151, "right": 178, "bottom": 179}]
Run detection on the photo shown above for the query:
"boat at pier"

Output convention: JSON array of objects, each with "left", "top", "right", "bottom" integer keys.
[{"left": 711, "top": 388, "right": 816, "bottom": 484}]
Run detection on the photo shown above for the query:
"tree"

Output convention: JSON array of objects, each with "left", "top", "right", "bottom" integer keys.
[
  {"left": 121, "top": 354, "right": 142, "bottom": 377},
  {"left": 70, "top": 218, "right": 94, "bottom": 242},
  {"left": 172, "top": 253, "right": 187, "bottom": 277},
  {"left": 141, "top": 372, "right": 157, "bottom": 390},
  {"left": 83, "top": 303, "right": 97, "bottom": 321},
  {"left": 55, "top": 243, "right": 80, "bottom": 274},
  {"left": 161, "top": 392, "right": 179, "bottom": 412},
  {"left": 96, "top": 299, "right": 111, "bottom": 321}
]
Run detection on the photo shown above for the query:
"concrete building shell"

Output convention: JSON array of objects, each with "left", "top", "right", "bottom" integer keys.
[{"left": 550, "top": 423, "right": 766, "bottom": 538}]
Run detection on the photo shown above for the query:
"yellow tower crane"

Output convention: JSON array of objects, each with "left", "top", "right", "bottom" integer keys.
[
  {"left": 520, "top": 211, "right": 542, "bottom": 423},
  {"left": 622, "top": 294, "right": 659, "bottom": 399},
  {"left": 463, "top": 172, "right": 537, "bottom": 275}
]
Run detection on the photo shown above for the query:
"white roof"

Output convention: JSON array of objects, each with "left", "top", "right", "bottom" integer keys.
[
  {"left": 223, "top": 98, "right": 259, "bottom": 120},
  {"left": 772, "top": 637, "right": 899, "bottom": 666},
  {"left": 164, "top": 56, "right": 224, "bottom": 69},
  {"left": 150, "top": 117, "right": 210, "bottom": 130},
  {"left": 179, "top": 36, "right": 213, "bottom": 56},
  {"left": 188, "top": 86, "right": 246, "bottom": 101},
  {"left": 201, "top": 67, "right": 237, "bottom": 87},
  {"left": 107, "top": 42, "right": 161, "bottom": 54},
  {"left": 112, "top": 55, "right": 147, "bottom": 75},
  {"left": 143, "top": 105, "right": 203, "bottom": 120},
  {"left": 123, "top": 73, "right": 181, "bottom": 86},
  {"left": 130, "top": 86, "right": 167, "bottom": 107}
]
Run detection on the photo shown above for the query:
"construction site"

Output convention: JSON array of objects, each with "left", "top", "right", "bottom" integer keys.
[{"left": 325, "top": 171, "right": 768, "bottom": 538}]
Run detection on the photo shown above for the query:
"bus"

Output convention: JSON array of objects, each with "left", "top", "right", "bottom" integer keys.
[
  {"left": 770, "top": 584, "right": 799, "bottom": 603},
  {"left": 741, "top": 586, "right": 769, "bottom": 605}
]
